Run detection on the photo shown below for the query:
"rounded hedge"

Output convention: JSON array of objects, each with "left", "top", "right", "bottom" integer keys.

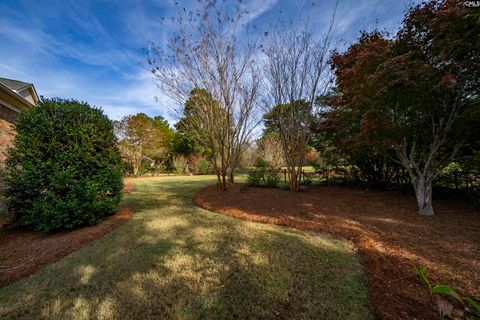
[{"left": 3, "top": 98, "right": 123, "bottom": 232}]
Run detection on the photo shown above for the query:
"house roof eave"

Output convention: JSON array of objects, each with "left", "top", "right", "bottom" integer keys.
[{"left": 0, "top": 82, "right": 36, "bottom": 112}]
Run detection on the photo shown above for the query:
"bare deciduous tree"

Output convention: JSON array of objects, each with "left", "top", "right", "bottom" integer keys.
[
  {"left": 239, "top": 143, "right": 258, "bottom": 170},
  {"left": 173, "top": 155, "right": 188, "bottom": 174},
  {"left": 187, "top": 153, "right": 203, "bottom": 174},
  {"left": 147, "top": 0, "right": 260, "bottom": 190},
  {"left": 262, "top": 14, "right": 336, "bottom": 191},
  {"left": 258, "top": 134, "right": 284, "bottom": 170}
]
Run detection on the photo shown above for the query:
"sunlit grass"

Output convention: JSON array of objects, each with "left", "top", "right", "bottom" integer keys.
[{"left": 0, "top": 175, "right": 372, "bottom": 319}]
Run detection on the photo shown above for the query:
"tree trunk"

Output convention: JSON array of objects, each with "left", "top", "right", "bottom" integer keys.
[
  {"left": 289, "top": 169, "right": 300, "bottom": 192},
  {"left": 133, "top": 160, "right": 140, "bottom": 176},
  {"left": 211, "top": 157, "right": 223, "bottom": 191},
  {"left": 221, "top": 173, "right": 227, "bottom": 191},
  {"left": 215, "top": 173, "right": 223, "bottom": 190},
  {"left": 414, "top": 178, "right": 434, "bottom": 216}
]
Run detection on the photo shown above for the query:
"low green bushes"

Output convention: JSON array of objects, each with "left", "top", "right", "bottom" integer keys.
[
  {"left": 3, "top": 98, "right": 123, "bottom": 232},
  {"left": 198, "top": 159, "right": 212, "bottom": 174},
  {"left": 246, "top": 167, "right": 280, "bottom": 187}
]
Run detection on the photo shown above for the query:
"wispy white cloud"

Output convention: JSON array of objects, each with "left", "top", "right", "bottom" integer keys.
[
  {"left": 94, "top": 70, "right": 170, "bottom": 120},
  {"left": 0, "top": 0, "right": 419, "bottom": 126},
  {"left": 334, "top": 0, "right": 418, "bottom": 37},
  {"left": 241, "top": 0, "right": 279, "bottom": 25},
  {"left": 0, "top": 16, "right": 137, "bottom": 77}
]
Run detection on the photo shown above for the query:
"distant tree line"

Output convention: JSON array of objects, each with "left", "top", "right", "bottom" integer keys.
[{"left": 114, "top": 110, "right": 213, "bottom": 177}]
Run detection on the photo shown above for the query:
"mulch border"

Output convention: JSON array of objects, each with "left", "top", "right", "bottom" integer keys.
[
  {"left": 0, "top": 182, "right": 135, "bottom": 288},
  {"left": 193, "top": 184, "right": 480, "bottom": 320}
]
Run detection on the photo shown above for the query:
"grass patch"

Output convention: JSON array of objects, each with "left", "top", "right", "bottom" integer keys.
[{"left": 0, "top": 176, "right": 372, "bottom": 319}]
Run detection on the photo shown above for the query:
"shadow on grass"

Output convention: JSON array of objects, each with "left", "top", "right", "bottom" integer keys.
[
  {"left": 0, "top": 176, "right": 372, "bottom": 320},
  {"left": 195, "top": 183, "right": 480, "bottom": 320}
]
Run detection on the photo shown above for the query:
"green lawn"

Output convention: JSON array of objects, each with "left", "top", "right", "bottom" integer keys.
[{"left": 0, "top": 176, "right": 372, "bottom": 319}]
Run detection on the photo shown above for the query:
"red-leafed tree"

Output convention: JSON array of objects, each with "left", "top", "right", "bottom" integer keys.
[{"left": 327, "top": 0, "right": 480, "bottom": 215}]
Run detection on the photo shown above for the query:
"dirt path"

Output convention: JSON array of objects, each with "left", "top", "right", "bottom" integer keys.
[{"left": 194, "top": 184, "right": 480, "bottom": 320}]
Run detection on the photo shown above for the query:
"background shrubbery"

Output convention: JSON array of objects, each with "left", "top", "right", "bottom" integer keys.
[
  {"left": 246, "top": 166, "right": 280, "bottom": 188},
  {"left": 3, "top": 98, "right": 123, "bottom": 232}
]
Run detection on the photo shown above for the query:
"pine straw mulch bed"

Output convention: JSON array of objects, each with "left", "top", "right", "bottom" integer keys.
[
  {"left": 194, "top": 184, "right": 480, "bottom": 320},
  {"left": 0, "top": 182, "right": 135, "bottom": 288}
]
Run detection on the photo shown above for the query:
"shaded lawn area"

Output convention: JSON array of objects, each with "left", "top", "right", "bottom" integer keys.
[
  {"left": 0, "top": 176, "right": 372, "bottom": 319},
  {"left": 0, "top": 182, "right": 135, "bottom": 287},
  {"left": 0, "top": 207, "right": 133, "bottom": 287},
  {"left": 195, "top": 184, "right": 480, "bottom": 320}
]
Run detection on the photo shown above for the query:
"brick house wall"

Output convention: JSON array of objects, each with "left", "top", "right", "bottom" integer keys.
[
  {"left": 0, "top": 104, "right": 19, "bottom": 209},
  {"left": 0, "top": 78, "right": 38, "bottom": 210},
  {"left": 0, "top": 103, "right": 18, "bottom": 166}
]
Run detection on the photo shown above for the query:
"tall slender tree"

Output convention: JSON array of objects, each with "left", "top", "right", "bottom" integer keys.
[
  {"left": 262, "top": 16, "right": 336, "bottom": 191},
  {"left": 148, "top": 0, "right": 260, "bottom": 190}
]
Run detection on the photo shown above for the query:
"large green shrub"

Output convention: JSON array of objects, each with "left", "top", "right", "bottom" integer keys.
[{"left": 3, "top": 98, "right": 123, "bottom": 232}]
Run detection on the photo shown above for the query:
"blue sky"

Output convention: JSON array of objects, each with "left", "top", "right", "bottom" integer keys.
[{"left": 0, "top": 0, "right": 418, "bottom": 123}]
